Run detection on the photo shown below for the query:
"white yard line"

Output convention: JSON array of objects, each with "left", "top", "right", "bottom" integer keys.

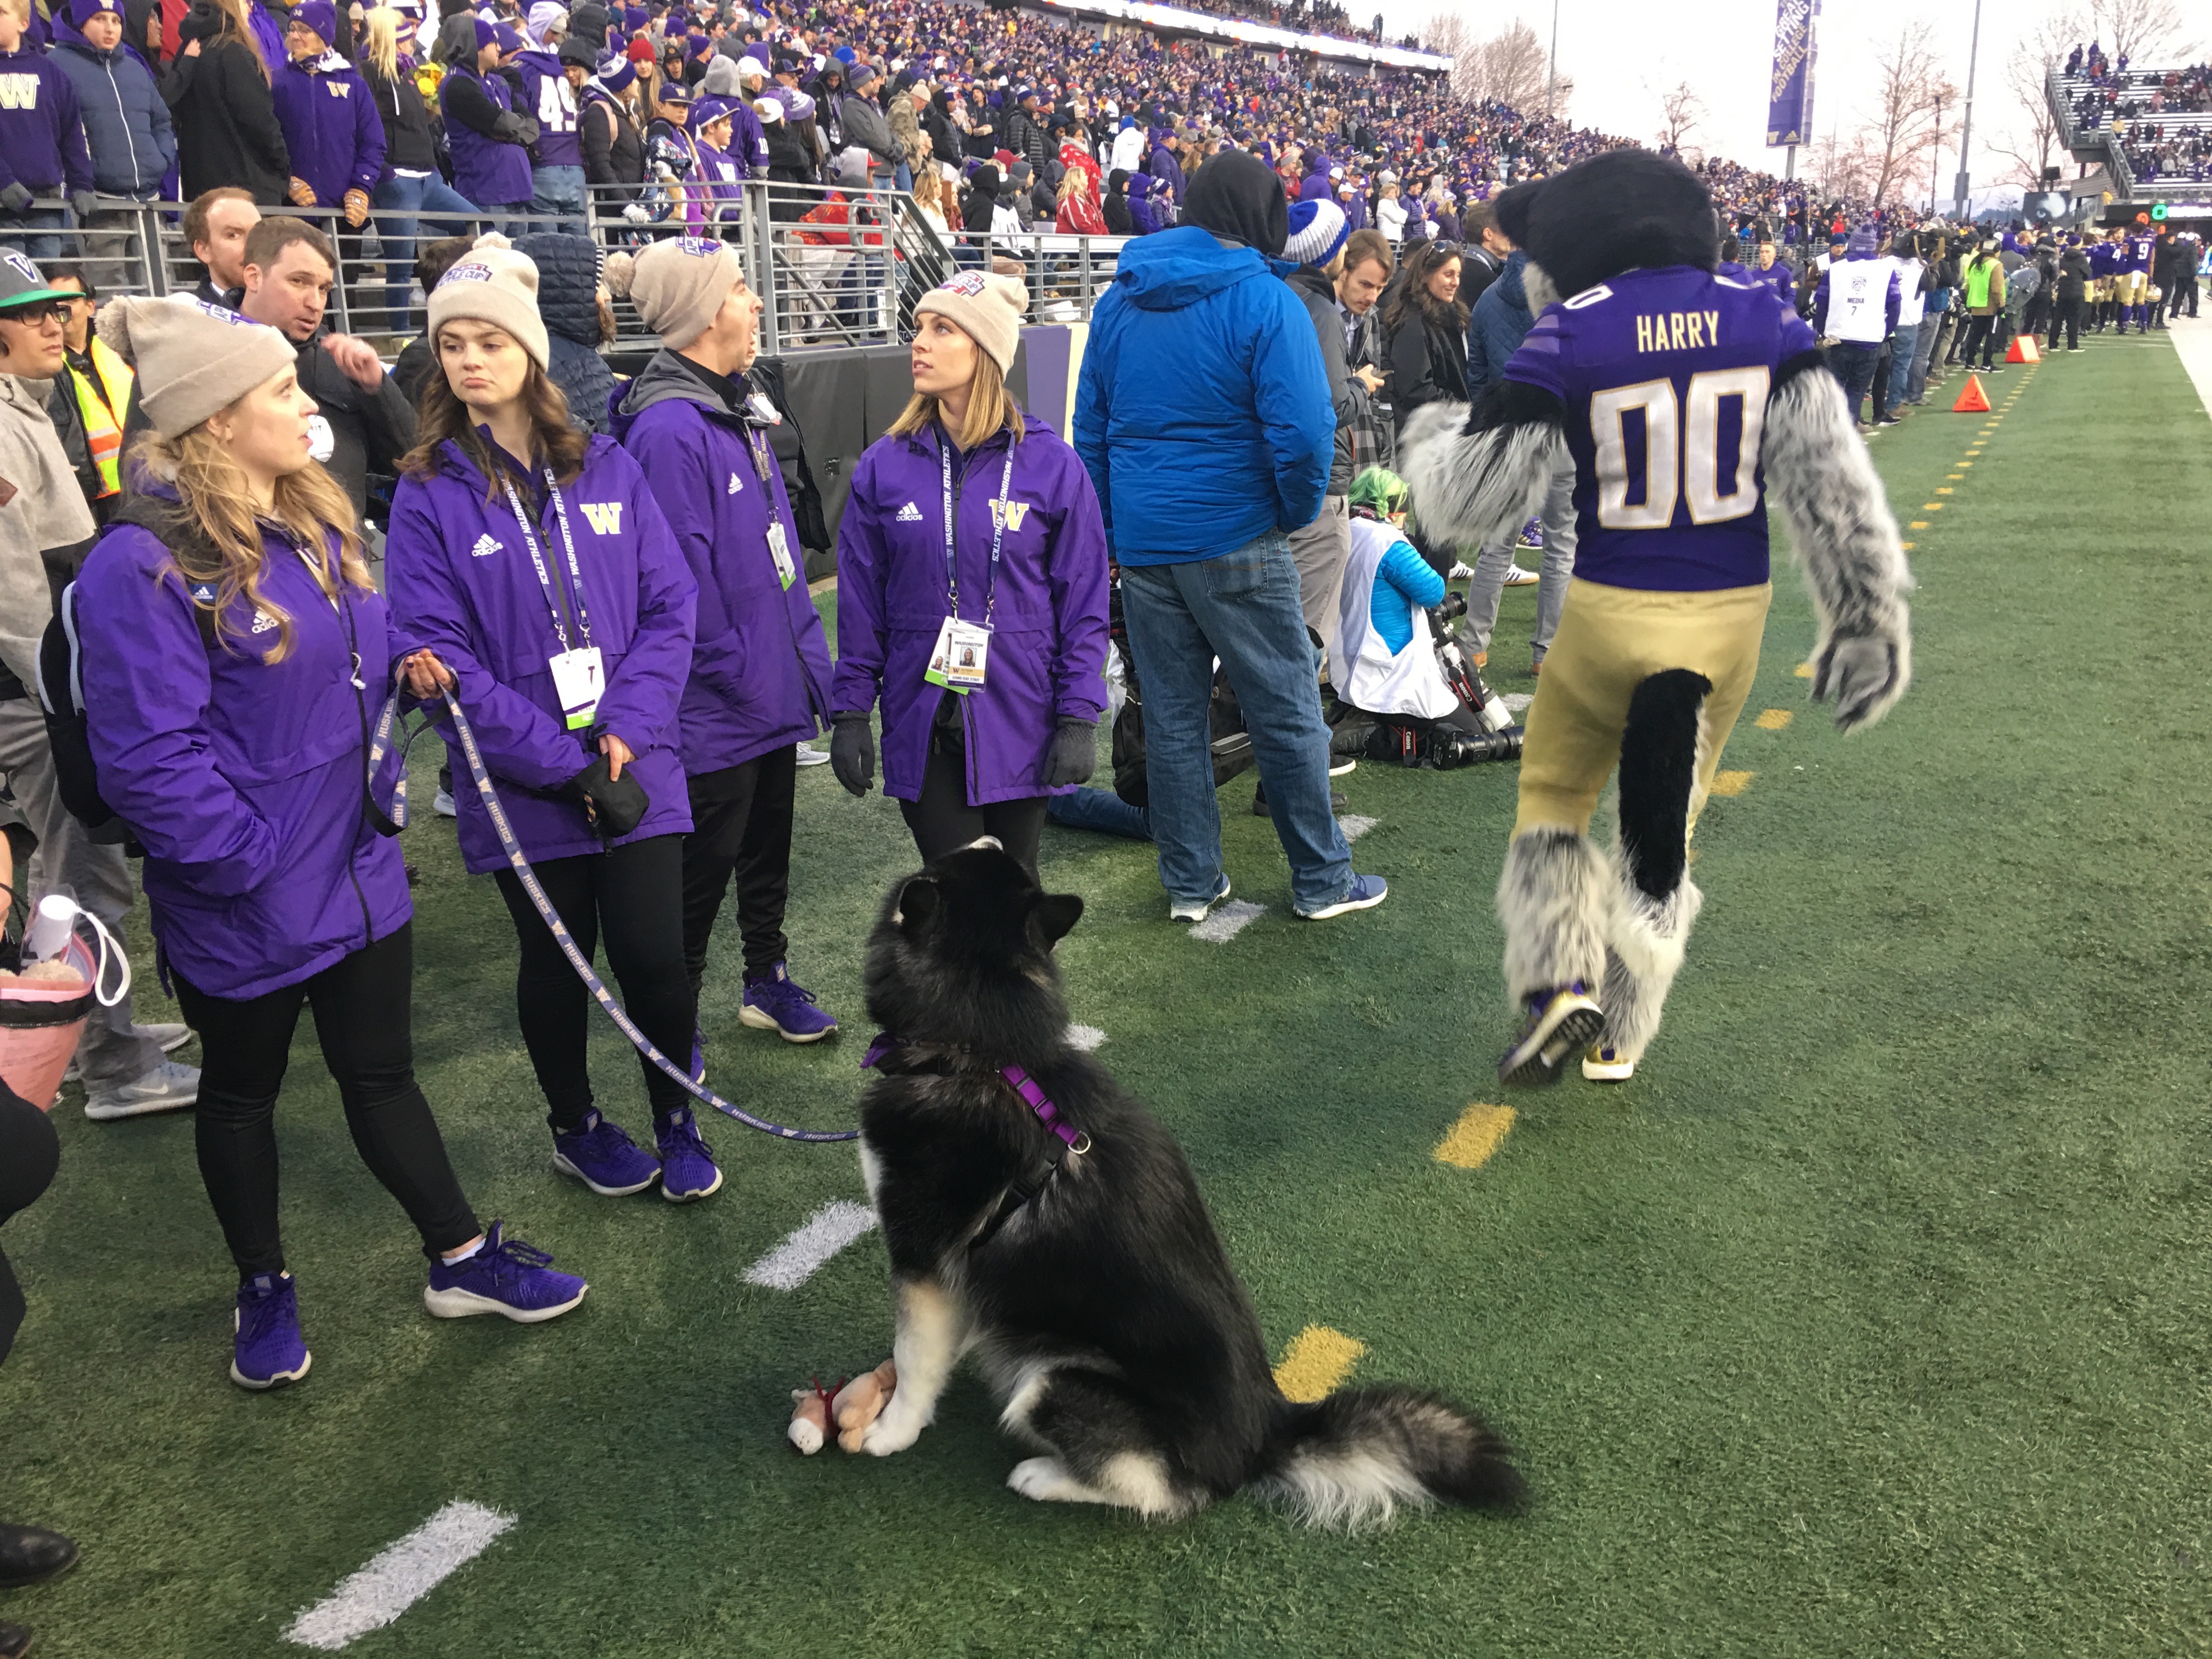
[
  {"left": 2170, "top": 314, "right": 2212, "bottom": 421},
  {"left": 1338, "top": 814, "right": 1378, "bottom": 843},
  {"left": 1066, "top": 1024, "right": 1107, "bottom": 1051},
  {"left": 1502, "top": 692, "right": 1534, "bottom": 713},
  {"left": 286, "top": 1501, "right": 515, "bottom": 1652},
  {"left": 1190, "top": 899, "right": 1266, "bottom": 943},
  {"left": 743, "top": 1199, "right": 878, "bottom": 1291}
]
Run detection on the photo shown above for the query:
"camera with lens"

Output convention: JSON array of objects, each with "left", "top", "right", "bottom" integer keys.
[
  {"left": 1430, "top": 591, "right": 1468, "bottom": 624},
  {"left": 1429, "top": 724, "right": 1523, "bottom": 769}
]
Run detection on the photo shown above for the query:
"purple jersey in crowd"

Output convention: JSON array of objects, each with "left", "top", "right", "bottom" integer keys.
[{"left": 1502, "top": 266, "right": 1818, "bottom": 594}]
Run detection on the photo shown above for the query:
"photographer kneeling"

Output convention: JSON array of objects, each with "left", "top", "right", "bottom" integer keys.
[{"left": 1328, "top": 469, "right": 1520, "bottom": 771}]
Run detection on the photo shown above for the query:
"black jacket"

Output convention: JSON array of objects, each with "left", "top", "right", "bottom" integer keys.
[
  {"left": 2056, "top": 249, "right": 2092, "bottom": 301},
  {"left": 514, "top": 233, "right": 613, "bottom": 434},
  {"left": 1385, "top": 302, "right": 1469, "bottom": 431},
  {"left": 962, "top": 170, "right": 1000, "bottom": 235},
  {"left": 362, "top": 58, "right": 437, "bottom": 174},
  {"left": 163, "top": 11, "right": 289, "bottom": 204},
  {"left": 582, "top": 88, "right": 644, "bottom": 192}
]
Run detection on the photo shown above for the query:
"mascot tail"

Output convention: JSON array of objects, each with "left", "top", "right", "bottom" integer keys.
[{"left": 1256, "top": 1387, "right": 1524, "bottom": 1530}]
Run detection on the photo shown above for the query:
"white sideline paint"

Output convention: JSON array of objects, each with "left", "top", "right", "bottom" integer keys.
[
  {"left": 285, "top": 1500, "right": 515, "bottom": 1651},
  {"left": 1066, "top": 1024, "right": 1108, "bottom": 1051},
  {"left": 1190, "top": 899, "right": 1265, "bottom": 943},
  {"left": 1338, "top": 814, "right": 1378, "bottom": 843},
  {"left": 743, "top": 1199, "right": 878, "bottom": 1291},
  {"left": 1502, "top": 692, "right": 1534, "bottom": 713},
  {"left": 2171, "top": 315, "right": 2212, "bottom": 422}
]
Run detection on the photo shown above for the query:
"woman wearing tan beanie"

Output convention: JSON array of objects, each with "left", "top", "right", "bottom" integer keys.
[
  {"left": 827, "top": 273, "right": 1110, "bottom": 875},
  {"left": 385, "top": 239, "right": 719, "bottom": 1207},
  {"left": 71, "top": 294, "right": 589, "bottom": 1392}
]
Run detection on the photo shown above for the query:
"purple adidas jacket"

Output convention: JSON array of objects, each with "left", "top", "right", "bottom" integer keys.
[
  {"left": 831, "top": 414, "right": 1110, "bottom": 805},
  {"left": 384, "top": 435, "right": 697, "bottom": 873},
  {"left": 272, "top": 51, "right": 386, "bottom": 208},
  {"left": 609, "top": 351, "right": 832, "bottom": 775},
  {"left": 76, "top": 499, "right": 413, "bottom": 1001}
]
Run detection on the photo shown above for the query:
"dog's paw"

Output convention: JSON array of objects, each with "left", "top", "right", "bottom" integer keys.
[
  {"left": 859, "top": 1410, "right": 923, "bottom": 1457},
  {"left": 1007, "top": 1457, "right": 1080, "bottom": 1502}
]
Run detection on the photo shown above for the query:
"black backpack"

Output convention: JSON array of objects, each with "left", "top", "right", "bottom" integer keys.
[{"left": 35, "top": 499, "right": 217, "bottom": 855}]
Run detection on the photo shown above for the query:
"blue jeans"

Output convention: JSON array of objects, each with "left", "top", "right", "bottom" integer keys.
[
  {"left": 530, "top": 163, "right": 588, "bottom": 236},
  {"left": 1830, "top": 340, "right": 1881, "bottom": 424},
  {"left": 0, "top": 208, "right": 64, "bottom": 261},
  {"left": 373, "top": 173, "right": 481, "bottom": 329},
  {"left": 1119, "top": 533, "right": 1353, "bottom": 912},
  {"left": 1885, "top": 322, "right": 1919, "bottom": 411},
  {"left": 1046, "top": 787, "right": 1152, "bottom": 840}
]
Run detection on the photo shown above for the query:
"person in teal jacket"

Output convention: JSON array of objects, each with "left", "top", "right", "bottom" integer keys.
[{"left": 1073, "top": 150, "right": 1386, "bottom": 927}]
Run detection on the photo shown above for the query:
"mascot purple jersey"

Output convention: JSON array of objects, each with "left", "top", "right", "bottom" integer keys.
[{"left": 1501, "top": 268, "right": 1819, "bottom": 592}]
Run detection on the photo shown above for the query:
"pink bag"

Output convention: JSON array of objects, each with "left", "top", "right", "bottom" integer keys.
[{"left": 0, "top": 922, "right": 123, "bottom": 1111}]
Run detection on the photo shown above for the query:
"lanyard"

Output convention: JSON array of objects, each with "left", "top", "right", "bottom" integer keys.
[
  {"left": 500, "top": 469, "right": 594, "bottom": 654},
  {"left": 746, "top": 425, "right": 771, "bottom": 482},
  {"left": 938, "top": 435, "right": 1015, "bottom": 629}
]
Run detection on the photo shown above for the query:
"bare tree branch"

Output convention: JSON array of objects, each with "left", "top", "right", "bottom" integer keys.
[
  {"left": 1994, "top": 9, "right": 2085, "bottom": 186},
  {"left": 1854, "top": 23, "right": 1961, "bottom": 208},
  {"left": 2088, "top": 0, "right": 2198, "bottom": 64},
  {"left": 1657, "top": 80, "right": 1703, "bottom": 155}
]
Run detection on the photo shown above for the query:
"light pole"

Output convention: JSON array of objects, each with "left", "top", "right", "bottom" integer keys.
[
  {"left": 1953, "top": 0, "right": 1983, "bottom": 218},
  {"left": 1546, "top": 0, "right": 1559, "bottom": 119}
]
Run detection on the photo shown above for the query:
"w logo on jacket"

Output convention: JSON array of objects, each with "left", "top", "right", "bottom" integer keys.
[
  {"left": 989, "top": 499, "right": 1030, "bottom": 533},
  {"left": 0, "top": 74, "right": 40, "bottom": 111},
  {"left": 580, "top": 502, "right": 623, "bottom": 535}
]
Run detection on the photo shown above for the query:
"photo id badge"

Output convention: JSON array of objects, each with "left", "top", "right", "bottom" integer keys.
[
  {"left": 550, "top": 646, "right": 605, "bottom": 730},
  {"left": 923, "top": 617, "right": 991, "bottom": 694},
  {"left": 766, "top": 520, "right": 798, "bottom": 591}
]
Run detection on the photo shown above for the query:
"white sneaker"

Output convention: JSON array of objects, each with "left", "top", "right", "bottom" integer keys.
[
  {"left": 84, "top": 1057, "right": 201, "bottom": 1121},
  {"left": 433, "top": 788, "right": 459, "bottom": 817},
  {"left": 1581, "top": 1044, "right": 1635, "bottom": 1083},
  {"left": 1328, "top": 756, "right": 1357, "bottom": 777},
  {"left": 793, "top": 742, "right": 832, "bottom": 767},
  {"left": 1503, "top": 564, "right": 1540, "bottom": 586},
  {"left": 1169, "top": 874, "right": 1231, "bottom": 924},
  {"left": 63, "top": 1022, "right": 193, "bottom": 1086},
  {"left": 1448, "top": 560, "right": 1475, "bottom": 579}
]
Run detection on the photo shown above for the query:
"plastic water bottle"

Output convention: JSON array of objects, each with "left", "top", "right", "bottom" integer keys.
[{"left": 22, "top": 895, "right": 80, "bottom": 965}]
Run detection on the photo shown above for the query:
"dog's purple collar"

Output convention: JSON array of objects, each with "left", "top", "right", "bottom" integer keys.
[{"left": 864, "top": 1034, "right": 1090, "bottom": 1156}]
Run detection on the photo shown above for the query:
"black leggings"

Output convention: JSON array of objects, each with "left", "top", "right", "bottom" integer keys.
[
  {"left": 2053, "top": 296, "right": 2083, "bottom": 349},
  {"left": 494, "top": 833, "right": 695, "bottom": 1130},
  {"left": 174, "top": 924, "right": 479, "bottom": 1280},
  {"left": 898, "top": 729, "right": 1047, "bottom": 876},
  {"left": 0, "top": 1086, "right": 59, "bottom": 1365},
  {"left": 682, "top": 746, "right": 797, "bottom": 994}
]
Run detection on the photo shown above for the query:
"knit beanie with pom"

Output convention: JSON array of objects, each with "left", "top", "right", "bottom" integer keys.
[
  {"left": 94, "top": 295, "right": 296, "bottom": 439},
  {"left": 603, "top": 236, "right": 744, "bottom": 350},
  {"left": 426, "top": 233, "right": 551, "bottom": 370}
]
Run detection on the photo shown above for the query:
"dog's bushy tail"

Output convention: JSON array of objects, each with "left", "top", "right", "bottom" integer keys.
[{"left": 1254, "top": 1387, "right": 1525, "bottom": 1530}]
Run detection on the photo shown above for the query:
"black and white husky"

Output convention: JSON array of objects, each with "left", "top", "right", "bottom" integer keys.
[{"left": 851, "top": 841, "right": 1524, "bottom": 1526}]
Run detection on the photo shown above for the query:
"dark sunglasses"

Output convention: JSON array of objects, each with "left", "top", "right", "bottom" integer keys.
[{"left": 0, "top": 302, "right": 68, "bottom": 326}]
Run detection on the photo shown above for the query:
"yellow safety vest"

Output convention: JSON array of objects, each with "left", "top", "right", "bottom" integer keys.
[{"left": 65, "top": 337, "right": 133, "bottom": 500}]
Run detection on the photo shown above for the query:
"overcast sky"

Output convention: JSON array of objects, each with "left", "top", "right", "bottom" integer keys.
[{"left": 1375, "top": 0, "right": 2134, "bottom": 206}]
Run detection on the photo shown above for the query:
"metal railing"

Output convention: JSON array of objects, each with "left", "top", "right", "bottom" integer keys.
[{"left": 0, "top": 178, "right": 1131, "bottom": 359}]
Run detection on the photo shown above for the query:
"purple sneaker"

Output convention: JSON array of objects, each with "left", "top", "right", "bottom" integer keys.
[
  {"left": 740, "top": 962, "right": 839, "bottom": 1043},
  {"left": 655, "top": 1105, "right": 723, "bottom": 1203},
  {"left": 231, "top": 1271, "right": 311, "bottom": 1391},
  {"left": 424, "top": 1223, "right": 586, "bottom": 1322},
  {"left": 550, "top": 1109, "right": 661, "bottom": 1197}
]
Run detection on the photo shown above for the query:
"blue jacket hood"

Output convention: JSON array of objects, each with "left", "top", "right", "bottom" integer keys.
[{"left": 1111, "top": 227, "right": 1274, "bottom": 312}]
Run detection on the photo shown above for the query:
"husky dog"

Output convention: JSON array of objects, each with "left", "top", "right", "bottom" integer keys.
[{"left": 851, "top": 841, "right": 1524, "bottom": 1526}]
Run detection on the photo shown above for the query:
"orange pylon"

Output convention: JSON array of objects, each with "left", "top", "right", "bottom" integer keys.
[
  {"left": 1952, "top": 374, "right": 1991, "bottom": 413},
  {"left": 2005, "top": 334, "right": 2040, "bottom": 363}
]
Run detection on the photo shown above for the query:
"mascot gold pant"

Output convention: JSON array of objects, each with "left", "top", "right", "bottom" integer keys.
[{"left": 1497, "top": 577, "right": 1771, "bottom": 1066}]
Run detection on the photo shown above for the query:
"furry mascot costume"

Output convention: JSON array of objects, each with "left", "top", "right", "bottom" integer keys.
[{"left": 1400, "top": 150, "right": 1913, "bottom": 1087}]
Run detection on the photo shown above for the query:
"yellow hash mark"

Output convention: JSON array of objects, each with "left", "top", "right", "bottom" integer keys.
[
  {"left": 1927, "top": 503, "right": 1946, "bottom": 511},
  {"left": 1434, "top": 1102, "right": 1517, "bottom": 1170},
  {"left": 1274, "top": 1326, "right": 1367, "bottom": 1403},
  {"left": 1793, "top": 662, "right": 1813, "bottom": 679},
  {"left": 1755, "top": 708, "right": 1793, "bottom": 730},
  {"left": 1946, "top": 473, "right": 1965, "bottom": 479},
  {"left": 1708, "top": 770, "right": 1753, "bottom": 798},
  {"left": 1909, "top": 520, "right": 1928, "bottom": 529},
  {"left": 1900, "top": 542, "right": 1915, "bottom": 551},
  {"left": 1936, "top": 487, "right": 1954, "bottom": 494}
]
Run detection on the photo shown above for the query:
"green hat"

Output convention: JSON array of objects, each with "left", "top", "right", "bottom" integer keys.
[
  {"left": 1348, "top": 465, "right": 1408, "bottom": 515},
  {"left": 0, "top": 251, "right": 78, "bottom": 313}
]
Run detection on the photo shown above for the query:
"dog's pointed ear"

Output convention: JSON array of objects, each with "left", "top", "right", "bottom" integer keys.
[
  {"left": 894, "top": 876, "right": 939, "bottom": 939},
  {"left": 1035, "top": 891, "right": 1084, "bottom": 945}
]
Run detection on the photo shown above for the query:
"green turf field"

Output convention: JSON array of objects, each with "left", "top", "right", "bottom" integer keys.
[{"left": 5, "top": 330, "right": 2211, "bottom": 1657}]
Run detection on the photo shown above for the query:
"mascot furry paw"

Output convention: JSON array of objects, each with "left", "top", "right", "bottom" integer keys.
[{"left": 1399, "top": 149, "right": 1914, "bottom": 1087}]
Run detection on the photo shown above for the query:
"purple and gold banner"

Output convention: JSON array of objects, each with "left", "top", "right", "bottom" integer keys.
[{"left": 1765, "top": 0, "right": 1818, "bottom": 147}]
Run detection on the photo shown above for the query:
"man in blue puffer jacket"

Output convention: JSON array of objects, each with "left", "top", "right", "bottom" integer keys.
[
  {"left": 514, "top": 231, "right": 611, "bottom": 432},
  {"left": 49, "top": 0, "right": 173, "bottom": 208},
  {"left": 1075, "top": 149, "right": 1386, "bottom": 926},
  {"left": 1459, "top": 244, "right": 1577, "bottom": 673}
]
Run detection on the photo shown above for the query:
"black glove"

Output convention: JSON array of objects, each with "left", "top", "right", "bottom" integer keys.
[
  {"left": 0, "top": 183, "right": 31, "bottom": 215},
  {"left": 490, "top": 112, "right": 532, "bottom": 145},
  {"left": 70, "top": 190, "right": 97, "bottom": 221},
  {"left": 828, "top": 712, "right": 874, "bottom": 798},
  {"left": 1043, "top": 718, "right": 1096, "bottom": 787},
  {"left": 561, "top": 754, "right": 650, "bottom": 839}
]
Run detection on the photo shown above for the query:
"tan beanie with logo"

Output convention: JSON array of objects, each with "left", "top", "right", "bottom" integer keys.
[
  {"left": 427, "top": 233, "right": 552, "bottom": 370},
  {"left": 94, "top": 295, "right": 299, "bottom": 439},
  {"left": 913, "top": 272, "right": 1027, "bottom": 373},
  {"left": 602, "top": 236, "right": 747, "bottom": 351}
]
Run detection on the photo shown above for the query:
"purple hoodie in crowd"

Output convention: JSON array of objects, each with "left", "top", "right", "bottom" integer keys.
[
  {"left": 514, "top": 48, "right": 584, "bottom": 168},
  {"left": 0, "top": 44, "right": 95, "bottom": 198},
  {"left": 76, "top": 495, "right": 413, "bottom": 1001},
  {"left": 831, "top": 413, "right": 1110, "bottom": 805},
  {"left": 609, "top": 349, "right": 832, "bottom": 774},
  {"left": 272, "top": 48, "right": 386, "bottom": 208},
  {"left": 385, "top": 434, "right": 697, "bottom": 872}
]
